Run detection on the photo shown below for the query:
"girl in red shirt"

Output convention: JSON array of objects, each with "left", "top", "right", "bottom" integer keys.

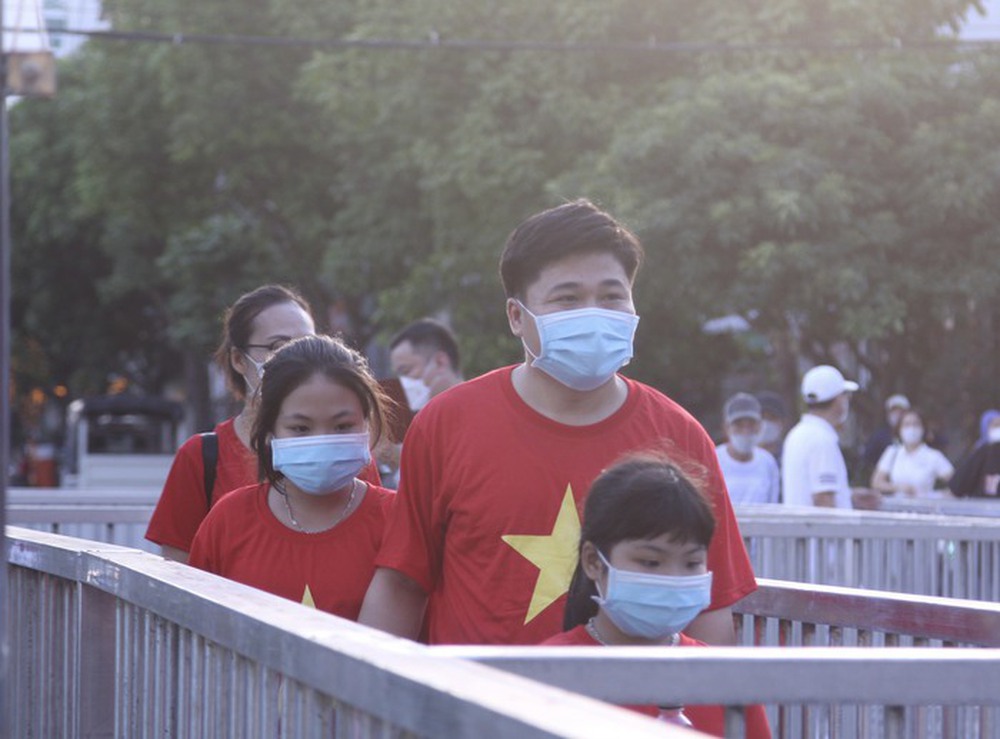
[
  {"left": 544, "top": 452, "right": 771, "bottom": 738},
  {"left": 188, "top": 334, "right": 395, "bottom": 620}
]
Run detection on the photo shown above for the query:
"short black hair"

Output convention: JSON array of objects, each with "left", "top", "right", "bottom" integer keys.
[
  {"left": 389, "top": 318, "right": 461, "bottom": 372},
  {"left": 563, "top": 452, "right": 715, "bottom": 630},
  {"left": 499, "top": 199, "right": 644, "bottom": 300}
]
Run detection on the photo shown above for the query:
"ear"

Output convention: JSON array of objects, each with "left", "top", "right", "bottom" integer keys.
[
  {"left": 580, "top": 541, "right": 604, "bottom": 582},
  {"left": 231, "top": 347, "right": 248, "bottom": 377},
  {"left": 429, "top": 350, "right": 448, "bottom": 371},
  {"left": 506, "top": 298, "right": 524, "bottom": 337}
]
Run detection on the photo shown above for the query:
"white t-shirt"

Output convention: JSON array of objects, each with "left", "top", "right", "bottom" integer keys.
[
  {"left": 781, "top": 414, "right": 852, "bottom": 508},
  {"left": 716, "top": 444, "right": 780, "bottom": 505},
  {"left": 876, "top": 442, "right": 954, "bottom": 496}
]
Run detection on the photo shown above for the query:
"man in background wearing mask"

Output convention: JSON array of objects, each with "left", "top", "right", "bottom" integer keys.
[
  {"left": 717, "top": 392, "right": 780, "bottom": 505},
  {"left": 782, "top": 365, "right": 862, "bottom": 508},
  {"left": 389, "top": 318, "right": 464, "bottom": 412},
  {"left": 360, "top": 199, "right": 756, "bottom": 648},
  {"left": 376, "top": 318, "right": 464, "bottom": 487}
]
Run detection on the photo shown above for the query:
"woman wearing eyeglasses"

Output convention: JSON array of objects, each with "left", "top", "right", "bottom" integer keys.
[{"left": 147, "top": 284, "right": 354, "bottom": 563}]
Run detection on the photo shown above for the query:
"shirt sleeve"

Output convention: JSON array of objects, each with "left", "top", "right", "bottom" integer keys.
[
  {"left": 145, "top": 435, "right": 209, "bottom": 551},
  {"left": 806, "top": 439, "right": 845, "bottom": 495},
  {"left": 693, "top": 426, "right": 757, "bottom": 609},
  {"left": 950, "top": 447, "right": 985, "bottom": 497},
  {"left": 766, "top": 453, "right": 781, "bottom": 504},
  {"left": 875, "top": 445, "right": 895, "bottom": 474},
  {"left": 373, "top": 418, "right": 439, "bottom": 594},
  {"left": 187, "top": 501, "right": 227, "bottom": 573},
  {"left": 933, "top": 450, "right": 955, "bottom": 480}
]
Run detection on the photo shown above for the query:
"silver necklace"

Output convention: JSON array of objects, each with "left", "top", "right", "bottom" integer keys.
[
  {"left": 585, "top": 617, "right": 679, "bottom": 647},
  {"left": 585, "top": 617, "right": 611, "bottom": 645},
  {"left": 274, "top": 478, "right": 359, "bottom": 533}
]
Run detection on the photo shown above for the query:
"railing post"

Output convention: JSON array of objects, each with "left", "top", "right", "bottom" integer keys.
[{"left": 77, "top": 583, "right": 116, "bottom": 738}]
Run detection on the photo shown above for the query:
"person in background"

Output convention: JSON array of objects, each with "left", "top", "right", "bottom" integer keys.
[
  {"left": 974, "top": 409, "right": 1000, "bottom": 450},
  {"left": 863, "top": 394, "right": 911, "bottom": 473},
  {"left": 188, "top": 335, "right": 395, "bottom": 619},
  {"left": 543, "top": 453, "right": 771, "bottom": 737},
  {"left": 870, "top": 408, "right": 954, "bottom": 497},
  {"left": 377, "top": 318, "right": 465, "bottom": 486},
  {"left": 146, "top": 285, "right": 317, "bottom": 562},
  {"left": 716, "top": 392, "right": 780, "bottom": 505},
  {"left": 147, "top": 284, "right": 380, "bottom": 562},
  {"left": 359, "top": 199, "right": 756, "bottom": 647},
  {"left": 755, "top": 390, "right": 790, "bottom": 465},
  {"left": 389, "top": 318, "right": 464, "bottom": 412},
  {"left": 782, "top": 365, "right": 865, "bottom": 509},
  {"left": 950, "top": 410, "right": 1000, "bottom": 499}
]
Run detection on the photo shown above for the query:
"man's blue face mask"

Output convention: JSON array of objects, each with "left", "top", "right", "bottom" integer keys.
[{"left": 518, "top": 302, "right": 639, "bottom": 392}]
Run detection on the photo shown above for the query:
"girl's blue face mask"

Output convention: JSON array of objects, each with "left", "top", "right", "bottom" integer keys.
[
  {"left": 270, "top": 432, "right": 371, "bottom": 496},
  {"left": 592, "top": 551, "right": 712, "bottom": 640},
  {"left": 518, "top": 302, "right": 639, "bottom": 392}
]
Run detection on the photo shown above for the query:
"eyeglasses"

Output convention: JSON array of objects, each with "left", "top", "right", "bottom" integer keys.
[{"left": 243, "top": 339, "right": 293, "bottom": 355}]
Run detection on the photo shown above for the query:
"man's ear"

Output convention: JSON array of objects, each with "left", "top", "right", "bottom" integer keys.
[
  {"left": 580, "top": 541, "right": 603, "bottom": 582},
  {"left": 430, "top": 350, "right": 449, "bottom": 371},
  {"left": 506, "top": 298, "right": 524, "bottom": 337}
]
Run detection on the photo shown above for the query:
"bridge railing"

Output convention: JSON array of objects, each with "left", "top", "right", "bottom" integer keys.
[
  {"left": 12, "top": 490, "right": 1000, "bottom": 599},
  {"left": 5, "top": 527, "right": 674, "bottom": 739},
  {"left": 736, "top": 503, "right": 1000, "bottom": 599},
  {"left": 6, "top": 487, "right": 158, "bottom": 551},
  {"left": 7, "top": 527, "right": 1000, "bottom": 739}
]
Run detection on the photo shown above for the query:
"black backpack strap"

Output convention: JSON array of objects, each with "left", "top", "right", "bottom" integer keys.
[{"left": 200, "top": 432, "right": 219, "bottom": 510}]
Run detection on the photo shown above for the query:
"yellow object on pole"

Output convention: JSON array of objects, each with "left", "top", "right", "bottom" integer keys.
[
  {"left": 6, "top": 50, "right": 55, "bottom": 97},
  {"left": 3, "top": 0, "right": 56, "bottom": 97}
]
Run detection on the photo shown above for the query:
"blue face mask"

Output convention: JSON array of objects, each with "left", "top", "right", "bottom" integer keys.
[
  {"left": 592, "top": 552, "right": 713, "bottom": 640},
  {"left": 519, "top": 303, "right": 640, "bottom": 392},
  {"left": 270, "top": 432, "right": 371, "bottom": 496}
]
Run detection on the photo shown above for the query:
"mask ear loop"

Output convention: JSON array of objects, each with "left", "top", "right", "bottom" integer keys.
[
  {"left": 242, "top": 351, "right": 267, "bottom": 399},
  {"left": 593, "top": 550, "right": 614, "bottom": 600},
  {"left": 515, "top": 300, "right": 544, "bottom": 362}
]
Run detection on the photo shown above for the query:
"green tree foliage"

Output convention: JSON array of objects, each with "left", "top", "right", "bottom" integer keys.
[{"left": 11, "top": 0, "right": 999, "bottom": 450}]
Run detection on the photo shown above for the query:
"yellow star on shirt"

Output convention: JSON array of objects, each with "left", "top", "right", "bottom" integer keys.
[
  {"left": 301, "top": 584, "right": 315, "bottom": 608},
  {"left": 501, "top": 484, "right": 581, "bottom": 624}
]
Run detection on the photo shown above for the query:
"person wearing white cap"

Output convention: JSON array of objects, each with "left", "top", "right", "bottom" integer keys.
[
  {"left": 716, "top": 393, "right": 780, "bottom": 505},
  {"left": 863, "top": 393, "right": 911, "bottom": 472},
  {"left": 781, "top": 365, "right": 860, "bottom": 508}
]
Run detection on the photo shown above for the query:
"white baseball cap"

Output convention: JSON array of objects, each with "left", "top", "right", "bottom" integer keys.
[
  {"left": 801, "top": 365, "right": 859, "bottom": 404},
  {"left": 884, "top": 394, "right": 910, "bottom": 411}
]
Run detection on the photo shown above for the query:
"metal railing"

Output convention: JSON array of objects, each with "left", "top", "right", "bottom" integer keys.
[
  {"left": 737, "top": 503, "right": 1000, "bottom": 600},
  {"left": 5, "top": 527, "right": 677, "bottom": 739},
  {"left": 13, "top": 491, "right": 1000, "bottom": 598},
  {"left": 7, "top": 527, "right": 1000, "bottom": 739},
  {"left": 7, "top": 487, "right": 157, "bottom": 552}
]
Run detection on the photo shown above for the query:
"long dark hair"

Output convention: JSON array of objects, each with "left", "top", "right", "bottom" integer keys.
[
  {"left": 212, "top": 284, "right": 314, "bottom": 402},
  {"left": 563, "top": 452, "right": 716, "bottom": 630},
  {"left": 250, "top": 334, "right": 391, "bottom": 484}
]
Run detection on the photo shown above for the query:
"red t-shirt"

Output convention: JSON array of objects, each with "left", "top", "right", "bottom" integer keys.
[
  {"left": 543, "top": 626, "right": 771, "bottom": 738},
  {"left": 188, "top": 482, "right": 394, "bottom": 620},
  {"left": 376, "top": 366, "right": 756, "bottom": 645},
  {"left": 146, "top": 417, "right": 383, "bottom": 553},
  {"left": 146, "top": 418, "right": 256, "bottom": 551}
]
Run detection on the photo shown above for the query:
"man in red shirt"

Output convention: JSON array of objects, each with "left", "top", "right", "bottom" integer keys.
[{"left": 359, "top": 199, "right": 756, "bottom": 645}]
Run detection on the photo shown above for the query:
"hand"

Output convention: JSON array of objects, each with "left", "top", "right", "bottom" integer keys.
[{"left": 851, "top": 487, "right": 882, "bottom": 510}]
